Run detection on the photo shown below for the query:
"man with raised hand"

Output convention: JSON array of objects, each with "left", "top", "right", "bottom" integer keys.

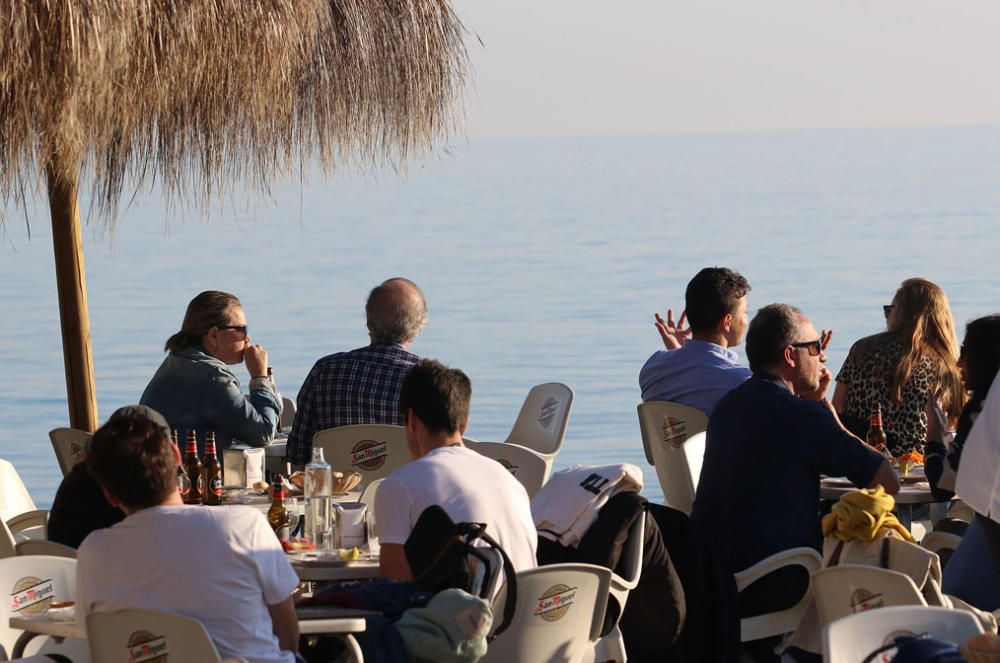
[
  {"left": 76, "top": 405, "right": 302, "bottom": 663},
  {"left": 287, "top": 277, "right": 428, "bottom": 467},
  {"left": 375, "top": 359, "right": 538, "bottom": 581},
  {"left": 639, "top": 267, "right": 754, "bottom": 415}
]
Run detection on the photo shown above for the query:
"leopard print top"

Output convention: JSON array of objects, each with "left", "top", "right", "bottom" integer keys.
[{"left": 835, "top": 331, "right": 940, "bottom": 456}]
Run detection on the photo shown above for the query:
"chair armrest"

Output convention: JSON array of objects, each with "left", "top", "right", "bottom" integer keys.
[
  {"left": 734, "top": 547, "right": 822, "bottom": 592},
  {"left": 221, "top": 658, "right": 251, "bottom": 663},
  {"left": 7, "top": 510, "right": 48, "bottom": 535}
]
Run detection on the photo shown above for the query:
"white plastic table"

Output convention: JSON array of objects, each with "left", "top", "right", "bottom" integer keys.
[
  {"left": 820, "top": 475, "right": 953, "bottom": 530},
  {"left": 9, "top": 615, "right": 85, "bottom": 658},
  {"left": 288, "top": 551, "right": 381, "bottom": 582}
]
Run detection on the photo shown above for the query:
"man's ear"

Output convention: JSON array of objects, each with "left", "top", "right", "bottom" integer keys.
[
  {"left": 783, "top": 345, "right": 797, "bottom": 368},
  {"left": 404, "top": 408, "right": 417, "bottom": 432},
  {"left": 459, "top": 416, "right": 470, "bottom": 436},
  {"left": 101, "top": 485, "right": 121, "bottom": 509},
  {"left": 721, "top": 313, "right": 733, "bottom": 333}
]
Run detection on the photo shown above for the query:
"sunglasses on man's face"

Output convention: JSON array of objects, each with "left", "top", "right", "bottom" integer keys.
[{"left": 790, "top": 339, "right": 823, "bottom": 357}]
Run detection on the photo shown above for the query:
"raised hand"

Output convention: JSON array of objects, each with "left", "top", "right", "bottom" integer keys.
[
  {"left": 654, "top": 309, "right": 691, "bottom": 350},
  {"left": 820, "top": 329, "right": 833, "bottom": 352}
]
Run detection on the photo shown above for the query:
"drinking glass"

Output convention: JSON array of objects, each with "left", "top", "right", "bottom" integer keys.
[{"left": 366, "top": 510, "right": 380, "bottom": 555}]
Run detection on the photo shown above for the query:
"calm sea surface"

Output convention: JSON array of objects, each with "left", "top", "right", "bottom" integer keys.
[{"left": 2, "top": 126, "right": 998, "bottom": 508}]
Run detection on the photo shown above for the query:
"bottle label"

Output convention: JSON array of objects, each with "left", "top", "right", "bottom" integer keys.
[
  {"left": 209, "top": 475, "right": 223, "bottom": 496},
  {"left": 178, "top": 472, "right": 191, "bottom": 497},
  {"left": 196, "top": 475, "right": 205, "bottom": 494}
]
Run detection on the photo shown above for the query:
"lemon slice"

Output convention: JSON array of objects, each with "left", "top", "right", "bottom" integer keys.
[{"left": 338, "top": 547, "right": 360, "bottom": 561}]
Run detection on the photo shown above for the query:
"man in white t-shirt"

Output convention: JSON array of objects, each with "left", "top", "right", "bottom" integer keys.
[
  {"left": 76, "top": 405, "right": 302, "bottom": 663},
  {"left": 376, "top": 360, "right": 538, "bottom": 579}
]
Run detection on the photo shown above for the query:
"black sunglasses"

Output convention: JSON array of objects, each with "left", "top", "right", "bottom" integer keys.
[
  {"left": 883, "top": 304, "right": 895, "bottom": 319},
  {"left": 218, "top": 325, "right": 248, "bottom": 339},
  {"left": 790, "top": 339, "right": 823, "bottom": 356}
]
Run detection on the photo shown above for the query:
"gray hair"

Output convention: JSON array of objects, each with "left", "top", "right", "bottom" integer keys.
[
  {"left": 746, "top": 303, "right": 805, "bottom": 372},
  {"left": 366, "top": 278, "right": 428, "bottom": 345}
]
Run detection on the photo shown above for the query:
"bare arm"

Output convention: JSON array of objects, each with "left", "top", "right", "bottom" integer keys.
[
  {"left": 867, "top": 458, "right": 901, "bottom": 495},
  {"left": 379, "top": 543, "right": 413, "bottom": 582},
  {"left": 267, "top": 597, "right": 299, "bottom": 654},
  {"left": 831, "top": 382, "right": 849, "bottom": 413}
]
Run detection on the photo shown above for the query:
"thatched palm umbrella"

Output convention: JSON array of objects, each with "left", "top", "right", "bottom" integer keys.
[{"left": 1, "top": 0, "right": 468, "bottom": 431}]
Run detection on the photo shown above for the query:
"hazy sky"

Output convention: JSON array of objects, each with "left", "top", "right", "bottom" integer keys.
[{"left": 454, "top": 1, "right": 1000, "bottom": 138}]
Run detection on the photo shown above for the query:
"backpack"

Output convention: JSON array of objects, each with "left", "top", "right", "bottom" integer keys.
[
  {"left": 861, "top": 634, "right": 967, "bottom": 663},
  {"left": 404, "top": 505, "right": 517, "bottom": 640}
]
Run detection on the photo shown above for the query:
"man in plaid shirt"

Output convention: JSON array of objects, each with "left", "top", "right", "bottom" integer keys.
[{"left": 286, "top": 278, "right": 427, "bottom": 467}]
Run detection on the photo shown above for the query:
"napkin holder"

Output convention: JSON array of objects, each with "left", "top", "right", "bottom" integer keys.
[{"left": 223, "top": 447, "right": 265, "bottom": 488}]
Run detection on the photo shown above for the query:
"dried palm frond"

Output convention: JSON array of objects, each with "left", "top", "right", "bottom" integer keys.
[{"left": 0, "top": 0, "right": 468, "bottom": 223}]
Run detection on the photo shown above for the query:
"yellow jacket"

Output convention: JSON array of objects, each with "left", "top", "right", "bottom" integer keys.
[{"left": 821, "top": 486, "right": 914, "bottom": 542}]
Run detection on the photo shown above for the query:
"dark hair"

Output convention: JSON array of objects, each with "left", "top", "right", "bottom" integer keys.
[
  {"left": 399, "top": 359, "right": 471, "bottom": 435},
  {"left": 962, "top": 315, "right": 1000, "bottom": 396},
  {"left": 685, "top": 267, "right": 751, "bottom": 333},
  {"left": 366, "top": 278, "right": 428, "bottom": 345},
  {"left": 165, "top": 290, "right": 241, "bottom": 352},
  {"left": 746, "top": 303, "right": 804, "bottom": 372},
  {"left": 87, "top": 406, "right": 178, "bottom": 510}
]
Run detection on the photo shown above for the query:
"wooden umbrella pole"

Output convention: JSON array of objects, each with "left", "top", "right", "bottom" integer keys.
[{"left": 46, "top": 161, "right": 98, "bottom": 432}]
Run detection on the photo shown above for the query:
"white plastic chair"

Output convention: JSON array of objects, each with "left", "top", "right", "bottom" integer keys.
[
  {"left": 734, "top": 547, "right": 823, "bottom": 643},
  {"left": 636, "top": 401, "right": 708, "bottom": 514},
  {"left": 464, "top": 439, "right": 549, "bottom": 497},
  {"left": 312, "top": 425, "right": 411, "bottom": 492},
  {"left": 823, "top": 605, "right": 983, "bottom": 663},
  {"left": 15, "top": 540, "right": 77, "bottom": 559},
  {"left": 49, "top": 427, "right": 91, "bottom": 477},
  {"left": 811, "top": 564, "right": 926, "bottom": 627},
  {"left": 358, "top": 478, "right": 383, "bottom": 512},
  {"left": 921, "top": 530, "right": 963, "bottom": 570},
  {"left": 0, "top": 555, "right": 89, "bottom": 661},
  {"left": 280, "top": 397, "right": 297, "bottom": 430},
  {"left": 0, "top": 459, "right": 48, "bottom": 545},
  {"left": 87, "top": 608, "right": 249, "bottom": 662},
  {"left": 500, "top": 383, "right": 573, "bottom": 482},
  {"left": 481, "top": 563, "right": 612, "bottom": 663},
  {"left": 587, "top": 515, "right": 645, "bottom": 663}
]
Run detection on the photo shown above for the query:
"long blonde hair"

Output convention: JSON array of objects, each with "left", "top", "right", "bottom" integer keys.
[{"left": 888, "top": 278, "right": 965, "bottom": 420}]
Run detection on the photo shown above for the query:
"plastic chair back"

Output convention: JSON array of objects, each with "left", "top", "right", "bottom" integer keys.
[
  {"left": 481, "top": 563, "right": 612, "bottom": 663},
  {"left": 0, "top": 555, "right": 88, "bottom": 660},
  {"left": 88, "top": 608, "right": 237, "bottom": 662},
  {"left": 312, "top": 425, "right": 411, "bottom": 492},
  {"left": 16, "top": 540, "right": 77, "bottom": 558},
  {"left": 824, "top": 605, "right": 983, "bottom": 663},
  {"left": 0, "top": 459, "right": 37, "bottom": 523},
  {"left": 358, "top": 478, "right": 383, "bottom": 512},
  {"left": 920, "top": 530, "right": 962, "bottom": 570},
  {"left": 464, "top": 439, "right": 549, "bottom": 497},
  {"left": 504, "top": 383, "right": 573, "bottom": 457},
  {"left": 734, "top": 547, "right": 822, "bottom": 642},
  {"left": 280, "top": 397, "right": 297, "bottom": 430},
  {"left": 593, "top": 514, "right": 646, "bottom": 663},
  {"left": 636, "top": 401, "right": 708, "bottom": 513},
  {"left": 48, "top": 427, "right": 91, "bottom": 477},
  {"left": 812, "top": 564, "right": 926, "bottom": 627}
]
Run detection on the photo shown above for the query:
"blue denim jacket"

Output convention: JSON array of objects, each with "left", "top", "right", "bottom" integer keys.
[{"left": 140, "top": 345, "right": 280, "bottom": 453}]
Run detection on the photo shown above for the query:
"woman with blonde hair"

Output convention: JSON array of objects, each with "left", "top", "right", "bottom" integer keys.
[{"left": 833, "top": 278, "right": 965, "bottom": 457}]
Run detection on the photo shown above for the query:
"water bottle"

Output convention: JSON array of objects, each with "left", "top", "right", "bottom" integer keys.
[{"left": 305, "top": 448, "right": 333, "bottom": 549}]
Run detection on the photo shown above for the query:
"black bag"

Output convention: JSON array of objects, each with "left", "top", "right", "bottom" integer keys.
[{"left": 404, "top": 505, "right": 517, "bottom": 640}]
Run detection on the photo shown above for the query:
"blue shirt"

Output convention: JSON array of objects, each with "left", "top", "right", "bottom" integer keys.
[
  {"left": 286, "top": 344, "right": 420, "bottom": 465},
  {"left": 639, "top": 340, "right": 752, "bottom": 415},
  {"left": 690, "top": 373, "right": 885, "bottom": 574}
]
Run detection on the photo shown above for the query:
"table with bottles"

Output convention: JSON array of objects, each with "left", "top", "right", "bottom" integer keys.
[{"left": 820, "top": 465, "right": 953, "bottom": 531}]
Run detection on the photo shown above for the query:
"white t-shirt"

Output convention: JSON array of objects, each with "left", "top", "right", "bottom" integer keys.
[
  {"left": 375, "top": 445, "right": 538, "bottom": 572},
  {"left": 76, "top": 504, "right": 299, "bottom": 663}
]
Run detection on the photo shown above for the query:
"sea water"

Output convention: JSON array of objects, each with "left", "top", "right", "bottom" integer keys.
[{"left": 2, "top": 126, "right": 999, "bottom": 507}]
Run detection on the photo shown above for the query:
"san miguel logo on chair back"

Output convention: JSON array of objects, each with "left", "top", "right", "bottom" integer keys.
[
  {"left": 661, "top": 416, "right": 687, "bottom": 448},
  {"left": 127, "top": 630, "right": 169, "bottom": 663},
  {"left": 538, "top": 397, "right": 559, "bottom": 430},
  {"left": 850, "top": 588, "right": 885, "bottom": 613},
  {"left": 533, "top": 584, "right": 577, "bottom": 622},
  {"left": 10, "top": 576, "right": 55, "bottom": 616},
  {"left": 351, "top": 440, "right": 389, "bottom": 471},
  {"left": 495, "top": 457, "right": 520, "bottom": 477}
]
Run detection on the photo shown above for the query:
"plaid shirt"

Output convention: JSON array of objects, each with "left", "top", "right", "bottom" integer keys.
[{"left": 286, "top": 344, "right": 420, "bottom": 465}]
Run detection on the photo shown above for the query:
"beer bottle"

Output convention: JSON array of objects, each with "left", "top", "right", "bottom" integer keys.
[
  {"left": 866, "top": 403, "right": 892, "bottom": 459},
  {"left": 268, "top": 476, "right": 291, "bottom": 543},
  {"left": 202, "top": 431, "right": 223, "bottom": 506},
  {"left": 183, "top": 430, "right": 203, "bottom": 505},
  {"left": 174, "top": 430, "right": 191, "bottom": 499}
]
